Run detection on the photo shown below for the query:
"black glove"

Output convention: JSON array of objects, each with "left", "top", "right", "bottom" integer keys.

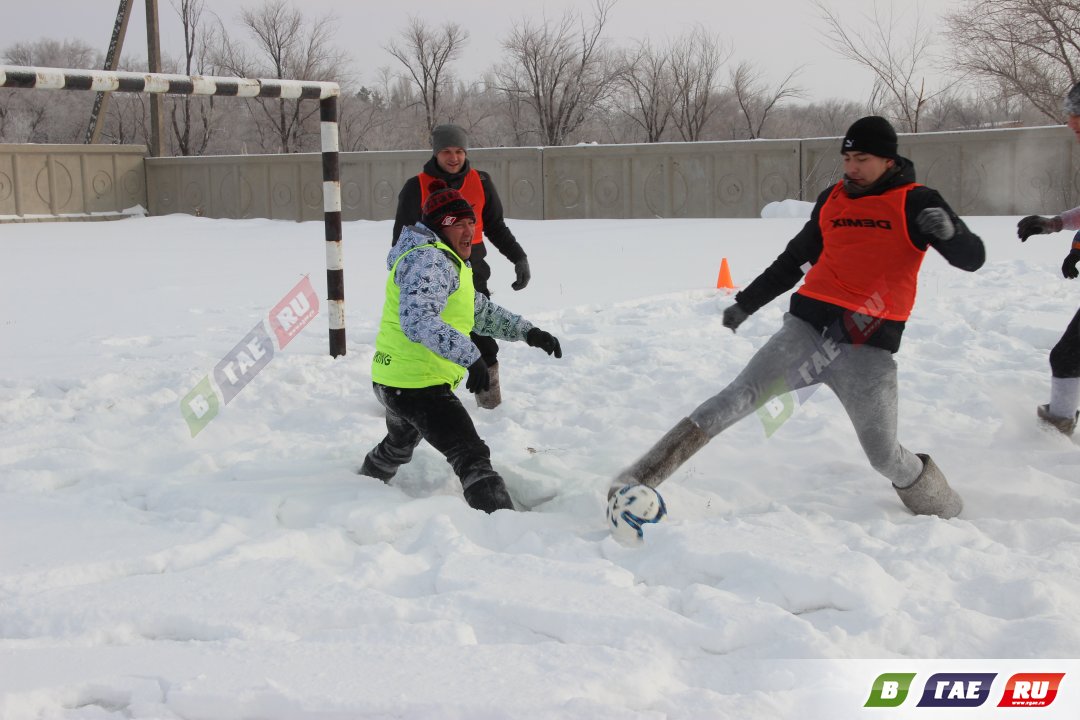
[
  {"left": 916, "top": 207, "right": 955, "bottom": 241},
  {"left": 525, "top": 327, "right": 562, "bottom": 358},
  {"left": 512, "top": 258, "right": 531, "bottom": 290},
  {"left": 465, "top": 358, "right": 490, "bottom": 393},
  {"left": 722, "top": 304, "right": 749, "bottom": 332},
  {"left": 1018, "top": 215, "right": 1063, "bottom": 241},
  {"left": 1063, "top": 250, "right": 1080, "bottom": 279}
]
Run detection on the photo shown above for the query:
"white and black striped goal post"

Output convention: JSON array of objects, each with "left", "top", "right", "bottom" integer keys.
[{"left": 0, "top": 64, "right": 348, "bottom": 358}]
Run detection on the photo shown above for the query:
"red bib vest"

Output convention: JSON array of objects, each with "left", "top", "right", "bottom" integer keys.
[
  {"left": 798, "top": 182, "right": 926, "bottom": 321},
  {"left": 419, "top": 170, "right": 486, "bottom": 245}
]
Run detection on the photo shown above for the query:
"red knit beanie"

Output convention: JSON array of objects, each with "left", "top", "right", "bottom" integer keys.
[{"left": 421, "top": 179, "right": 476, "bottom": 229}]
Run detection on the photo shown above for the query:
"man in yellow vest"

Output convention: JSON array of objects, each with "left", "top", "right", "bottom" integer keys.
[
  {"left": 393, "top": 124, "right": 531, "bottom": 410},
  {"left": 609, "top": 116, "right": 985, "bottom": 519},
  {"left": 364, "top": 180, "right": 561, "bottom": 512}
]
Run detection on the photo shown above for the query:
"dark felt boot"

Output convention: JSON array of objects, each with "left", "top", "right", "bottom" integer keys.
[
  {"left": 463, "top": 475, "right": 515, "bottom": 513},
  {"left": 358, "top": 454, "right": 395, "bottom": 483}
]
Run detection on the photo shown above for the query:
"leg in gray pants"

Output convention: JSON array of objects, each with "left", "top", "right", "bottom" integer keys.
[
  {"left": 689, "top": 313, "right": 923, "bottom": 486},
  {"left": 613, "top": 313, "right": 962, "bottom": 517}
]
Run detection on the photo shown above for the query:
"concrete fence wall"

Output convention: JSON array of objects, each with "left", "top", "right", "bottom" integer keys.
[
  {"left": 802, "top": 125, "right": 1080, "bottom": 215},
  {"left": 143, "top": 147, "right": 546, "bottom": 222},
  {"left": 3, "top": 125, "right": 1078, "bottom": 222},
  {"left": 0, "top": 144, "right": 146, "bottom": 219}
]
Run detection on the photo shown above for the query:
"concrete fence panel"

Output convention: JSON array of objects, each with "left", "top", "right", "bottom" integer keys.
[
  {"left": 0, "top": 144, "right": 145, "bottom": 219},
  {"left": 543, "top": 140, "right": 801, "bottom": 220}
]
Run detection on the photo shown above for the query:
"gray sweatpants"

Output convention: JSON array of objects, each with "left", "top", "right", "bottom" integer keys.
[{"left": 689, "top": 313, "right": 924, "bottom": 487}]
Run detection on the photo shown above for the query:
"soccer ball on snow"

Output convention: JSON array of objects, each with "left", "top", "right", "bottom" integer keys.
[{"left": 606, "top": 484, "right": 667, "bottom": 545}]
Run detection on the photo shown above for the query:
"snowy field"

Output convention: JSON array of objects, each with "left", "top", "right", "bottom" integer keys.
[{"left": 1, "top": 209, "right": 1078, "bottom": 719}]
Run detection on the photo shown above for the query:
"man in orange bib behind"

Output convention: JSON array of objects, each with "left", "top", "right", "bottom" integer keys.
[
  {"left": 393, "top": 124, "right": 531, "bottom": 411},
  {"left": 608, "top": 116, "right": 985, "bottom": 519}
]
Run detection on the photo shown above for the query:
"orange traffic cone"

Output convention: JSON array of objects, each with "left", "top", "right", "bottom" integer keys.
[{"left": 716, "top": 257, "right": 735, "bottom": 291}]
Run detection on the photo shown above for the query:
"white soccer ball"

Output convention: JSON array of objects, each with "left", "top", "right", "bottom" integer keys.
[{"left": 606, "top": 484, "right": 668, "bottom": 545}]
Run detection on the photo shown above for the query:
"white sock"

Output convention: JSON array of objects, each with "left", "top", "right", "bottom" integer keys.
[{"left": 1049, "top": 376, "right": 1080, "bottom": 419}]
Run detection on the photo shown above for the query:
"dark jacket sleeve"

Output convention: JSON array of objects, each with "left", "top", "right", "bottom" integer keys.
[
  {"left": 392, "top": 176, "right": 422, "bottom": 245},
  {"left": 478, "top": 170, "right": 527, "bottom": 264},
  {"left": 734, "top": 188, "right": 830, "bottom": 315},
  {"left": 905, "top": 187, "right": 985, "bottom": 271}
]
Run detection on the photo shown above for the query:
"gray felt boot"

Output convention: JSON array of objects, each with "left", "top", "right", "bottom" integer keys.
[
  {"left": 608, "top": 417, "right": 710, "bottom": 498},
  {"left": 1037, "top": 404, "right": 1078, "bottom": 437},
  {"left": 475, "top": 363, "right": 501, "bottom": 410},
  {"left": 893, "top": 453, "right": 963, "bottom": 519}
]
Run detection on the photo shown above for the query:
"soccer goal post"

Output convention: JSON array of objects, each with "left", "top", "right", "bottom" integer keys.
[{"left": 0, "top": 64, "right": 348, "bottom": 358}]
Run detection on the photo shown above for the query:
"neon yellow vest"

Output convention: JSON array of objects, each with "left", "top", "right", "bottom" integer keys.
[{"left": 372, "top": 242, "right": 475, "bottom": 389}]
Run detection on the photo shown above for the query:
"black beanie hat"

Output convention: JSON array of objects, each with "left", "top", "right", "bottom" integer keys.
[
  {"left": 421, "top": 179, "right": 476, "bottom": 230},
  {"left": 841, "top": 116, "right": 899, "bottom": 159},
  {"left": 431, "top": 124, "right": 469, "bottom": 153},
  {"left": 1065, "top": 82, "right": 1080, "bottom": 116}
]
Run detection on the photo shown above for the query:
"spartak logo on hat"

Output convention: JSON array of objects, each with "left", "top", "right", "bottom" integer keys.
[{"left": 440, "top": 215, "right": 458, "bottom": 226}]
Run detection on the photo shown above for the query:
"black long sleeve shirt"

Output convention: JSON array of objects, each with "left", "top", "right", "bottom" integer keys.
[
  {"left": 734, "top": 158, "right": 986, "bottom": 353},
  {"left": 391, "top": 156, "right": 527, "bottom": 266}
]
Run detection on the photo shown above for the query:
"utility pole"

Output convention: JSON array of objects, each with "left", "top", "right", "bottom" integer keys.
[
  {"left": 84, "top": 0, "right": 134, "bottom": 144},
  {"left": 145, "top": 0, "right": 165, "bottom": 156}
]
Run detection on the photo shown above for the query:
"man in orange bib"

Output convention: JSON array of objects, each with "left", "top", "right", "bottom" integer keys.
[
  {"left": 609, "top": 116, "right": 985, "bottom": 519},
  {"left": 393, "top": 124, "right": 531, "bottom": 410}
]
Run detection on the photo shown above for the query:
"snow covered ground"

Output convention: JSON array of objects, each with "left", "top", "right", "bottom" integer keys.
[{"left": 1, "top": 209, "right": 1078, "bottom": 719}]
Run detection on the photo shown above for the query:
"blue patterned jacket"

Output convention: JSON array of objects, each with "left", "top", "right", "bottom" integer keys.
[{"left": 389, "top": 224, "right": 534, "bottom": 368}]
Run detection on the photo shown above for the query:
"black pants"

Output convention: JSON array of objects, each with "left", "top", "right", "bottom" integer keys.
[
  {"left": 1051, "top": 306, "right": 1080, "bottom": 378},
  {"left": 470, "top": 246, "right": 499, "bottom": 367},
  {"left": 363, "top": 383, "right": 501, "bottom": 492}
]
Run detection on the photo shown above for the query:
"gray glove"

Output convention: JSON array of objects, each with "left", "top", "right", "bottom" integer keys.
[
  {"left": 1017, "top": 215, "right": 1063, "bottom": 241},
  {"left": 512, "top": 258, "right": 531, "bottom": 290},
  {"left": 722, "top": 304, "right": 749, "bottom": 333},
  {"left": 916, "top": 207, "right": 955, "bottom": 241}
]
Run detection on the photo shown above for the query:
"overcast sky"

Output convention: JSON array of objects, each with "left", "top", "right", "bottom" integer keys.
[{"left": 1, "top": 0, "right": 966, "bottom": 103}]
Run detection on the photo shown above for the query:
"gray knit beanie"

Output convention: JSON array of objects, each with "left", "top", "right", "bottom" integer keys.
[{"left": 431, "top": 124, "right": 468, "bottom": 153}]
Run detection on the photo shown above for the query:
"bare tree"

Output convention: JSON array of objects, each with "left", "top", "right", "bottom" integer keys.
[
  {"left": 615, "top": 38, "right": 674, "bottom": 142},
  {"left": 338, "top": 85, "right": 391, "bottom": 151},
  {"left": 669, "top": 25, "right": 730, "bottom": 142},
  {"left": 4, "top": 38, "right": 98, "bottom": 68},
  {"left": 1, "top": 39, "right": 100, "bottom": 142},
  {"left": 815, "top": 0, "right": 952, "bottom": 132},
  {"left": 103, "top": 91, "right": 150, "bottom": 145},
  {"left": 945, "top": 0, "right": 1080, "bottom": 123},
  {"left": 495, "top": 0, "right": 619, "bottom": 146},
  {"left": 168, "top": 0, "right": 218, "bottom": 155},
  {"left": 218, "top": 0, "right": 347, "bottom": 153},
  {"left": 385, "top": 16, "right": 468, "bottom": 137},
  {"left": 729, "top": 60, "right": 803, "bottom": 139}
]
